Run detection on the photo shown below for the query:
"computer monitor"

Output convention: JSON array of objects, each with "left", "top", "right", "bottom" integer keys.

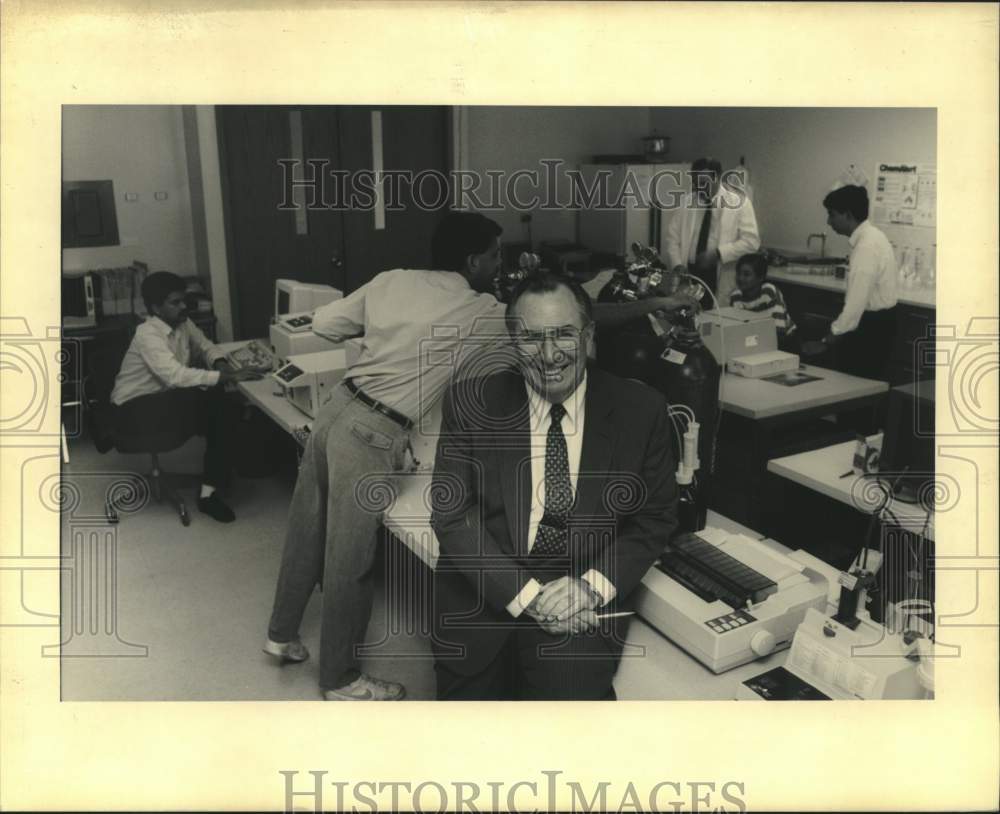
[
  {"left": 880, "top": 380, "right": 935, "bottom": 505},
  {"left": 274, "top": 279, "right": 342, "bottom": 316}
]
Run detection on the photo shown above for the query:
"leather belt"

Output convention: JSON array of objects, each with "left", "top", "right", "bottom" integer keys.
[{"left": 344, "top": 379, "right": 413, "bottom": 430}]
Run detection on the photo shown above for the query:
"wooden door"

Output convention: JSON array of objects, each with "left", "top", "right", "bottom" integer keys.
[
  {"left": 217, "top": 105, "right": 449, "bottom": 338},
  {"left": 336, "top": 106, "right": 450, "bottom": 292},
  {"left": 217, "top": 106, "right": 346, "bottom": 339}
]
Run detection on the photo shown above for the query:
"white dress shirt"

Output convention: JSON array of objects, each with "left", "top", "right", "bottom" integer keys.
[
  {"left": 312, "top": 269, "right": 508, "bottom": 421},
  {"left": 506, "top": 374, "right": 617, "bottom": 618},
  {"left": 663, "top": 185, "right": 760, "bottom": 303},
  {"left": 111, "top": 316, "right": 223, "bottom": 406},
  {"left": 831, "top": 219, "right": 899, "bottom": 335}
]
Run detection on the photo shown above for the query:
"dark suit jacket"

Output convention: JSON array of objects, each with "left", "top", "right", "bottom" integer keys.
[{"left": 430, "top": 365, "right": 678, "bottom": 675}]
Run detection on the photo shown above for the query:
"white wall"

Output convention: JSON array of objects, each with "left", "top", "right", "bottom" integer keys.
[
  {"left": 61, "top": 105, "right": 934, "bottom": 322},
  {"left": 650, "top": 107, "right": 937, "bottom": 256},
  {"left": 464, "top": 106, "right": 651, "bottom": 246},
  {"left": 62, "top": 106, "right": 197, "bottom": 274}
]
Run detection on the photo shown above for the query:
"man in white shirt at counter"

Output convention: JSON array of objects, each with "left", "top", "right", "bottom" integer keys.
[
  {"left": 263, "top": 211, "right": 700, "bottom": 702},
  {"left": 111, "top": 272, "right": 264, "bottom": 523},
  {"left": 664, "top": 156, "right": 761, "bottom": 305},
  {"left": 801, "top": 184, "right": 898, "bottom": 382}
]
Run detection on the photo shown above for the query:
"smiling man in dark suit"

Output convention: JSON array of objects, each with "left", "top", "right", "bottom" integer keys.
[{"left": 430, "top": 273, "right": 678, "bottom": 700}]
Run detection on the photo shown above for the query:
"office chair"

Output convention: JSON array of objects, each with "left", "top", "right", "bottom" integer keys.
[{"left": 86, "top": 333, "right": 199, "bottom": 526}]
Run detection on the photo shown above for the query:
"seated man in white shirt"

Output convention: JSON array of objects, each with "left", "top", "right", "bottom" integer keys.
[{"left": 111, "top": 272, "right": 263, "bottom": 523}]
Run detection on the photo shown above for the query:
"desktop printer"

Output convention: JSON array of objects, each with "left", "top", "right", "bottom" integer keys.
[
  {"left": 728, "top": 350, "right": 800, "bottom": 378},
  {"left": 272, "top": 349, "right": 349, "bottom": 418},
  {"left": 738, "top": 546, "right": 931, "bottom": 700},
  {"left": 634, "top": 529, "right": 830, "bottom": 673},
  {"left": 737, "top": 607, "right": 926, "bottom": 700},
  {"left": 698, "top": 307, "right": 777, "bottom": 366}
]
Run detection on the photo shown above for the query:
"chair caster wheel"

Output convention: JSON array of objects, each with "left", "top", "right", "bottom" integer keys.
[{"left": 179, "top": 505, "right": 190, "bottom": 526}]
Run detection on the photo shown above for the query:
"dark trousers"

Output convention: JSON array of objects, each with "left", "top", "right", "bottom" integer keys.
[
  {"left": 113, "top": 387, "right": 236, "bottom": 488},
  {"left": 836, "top": 307, "right": 899, "bottom": 381},
  {"left": 435, "top": 621, "right": 621, "bottom": 701},
  {"left": 834, "top": 306, "right": 899, "bottom": 433}
]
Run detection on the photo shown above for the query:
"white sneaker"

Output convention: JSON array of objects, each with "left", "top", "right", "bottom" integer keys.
[
  {"left": 262, "top": 637, "right": 310, "bottom": 663},
  {"left": 322, "top": 673, "right": 406, "bottom": 701}
]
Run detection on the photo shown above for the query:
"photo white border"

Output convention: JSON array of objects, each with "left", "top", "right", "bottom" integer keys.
[{"left": 2, "top": 2, "right": 997, "bottom": 811}]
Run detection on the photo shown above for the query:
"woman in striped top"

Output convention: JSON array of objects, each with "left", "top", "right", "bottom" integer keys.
[{"left": 729, "top": 253, "right": 797, "bottom": 349}]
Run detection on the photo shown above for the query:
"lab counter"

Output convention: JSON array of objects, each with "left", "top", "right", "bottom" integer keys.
[
  {"left": 765, "top": 268, "right": 936, "bottom": 387},
  {"left": 767, "top": 439, "right": 934, "bottom": 541},
  {"left": 768, "top": 266, "right": 935, "bottom": 309}
]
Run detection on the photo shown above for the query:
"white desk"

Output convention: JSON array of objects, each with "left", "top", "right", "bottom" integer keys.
[
  {"left": 221, "top": 338, "right": 839, "bottom": 699},
  {"left": 238, "top": 377, "right": 313, "bottom": 438},
  {"left": 768, "top": 439, "right": 935, "bottom": 540},
  {"left": 718, "top": 364, "right": 888, "bottom": 527},
  {"left": 217, "top": 338, "right": 329, "bottom": 442},
  {"left": 719, "top": 364, "right": 887, "bottom": 420},
  {"left": 380, "top": 412, "right": 442, "bottom": 567}
]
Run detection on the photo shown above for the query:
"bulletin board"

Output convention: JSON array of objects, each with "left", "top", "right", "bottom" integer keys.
[
  {"left": 872, "top": 161, "right": 937, "bottom": 229},
  {"left": 871, "top": 161, "right": 937, "bottom": 263}
]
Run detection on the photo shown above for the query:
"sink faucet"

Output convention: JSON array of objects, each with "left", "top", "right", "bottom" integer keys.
[{"left": 807, "top": 232, "right": 826, "bottom": 257}]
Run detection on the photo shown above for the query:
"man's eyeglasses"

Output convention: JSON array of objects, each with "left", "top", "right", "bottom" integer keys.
[{"left": 513, "top": 325, "right": 591, "bottom": 354}]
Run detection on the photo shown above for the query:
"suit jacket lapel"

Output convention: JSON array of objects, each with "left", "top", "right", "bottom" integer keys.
[
  {"left": 495, "top": 376, "right": 532, "bottom": 556},
  {"left": 574, "top": 370, "right": 615, "bottom": 520}
]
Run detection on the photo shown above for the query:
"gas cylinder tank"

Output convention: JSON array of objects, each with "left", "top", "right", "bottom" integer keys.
[
  {"left": 595, "top": 275, "right": 721, "bottom": 456},
  {"left": 598, "top": 325, "right": 719, "bottom": 445},
  {"left": 656, "top": 338, "right": 721, "bottom": 473}
]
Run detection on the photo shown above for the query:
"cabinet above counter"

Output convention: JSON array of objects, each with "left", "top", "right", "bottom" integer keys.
[{"left": 768, "top": 266, "right": 935, "bottom": 309}]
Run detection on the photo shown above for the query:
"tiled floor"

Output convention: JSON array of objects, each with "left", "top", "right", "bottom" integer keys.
[{"left": 59, "top": 435, "right": 438, "bottom": 701}]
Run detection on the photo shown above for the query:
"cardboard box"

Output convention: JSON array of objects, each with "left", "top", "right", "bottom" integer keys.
[
  {"left": 728, "top": 350, "right": 800, "bottom": 378},
  {"left": 698, "top": 308, "right": 777, "bottom": 365}
]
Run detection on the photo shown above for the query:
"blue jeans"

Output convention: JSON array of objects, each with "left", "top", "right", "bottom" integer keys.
[{"left": 267, "top": 382, "right": 411, "bottom": 690}]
